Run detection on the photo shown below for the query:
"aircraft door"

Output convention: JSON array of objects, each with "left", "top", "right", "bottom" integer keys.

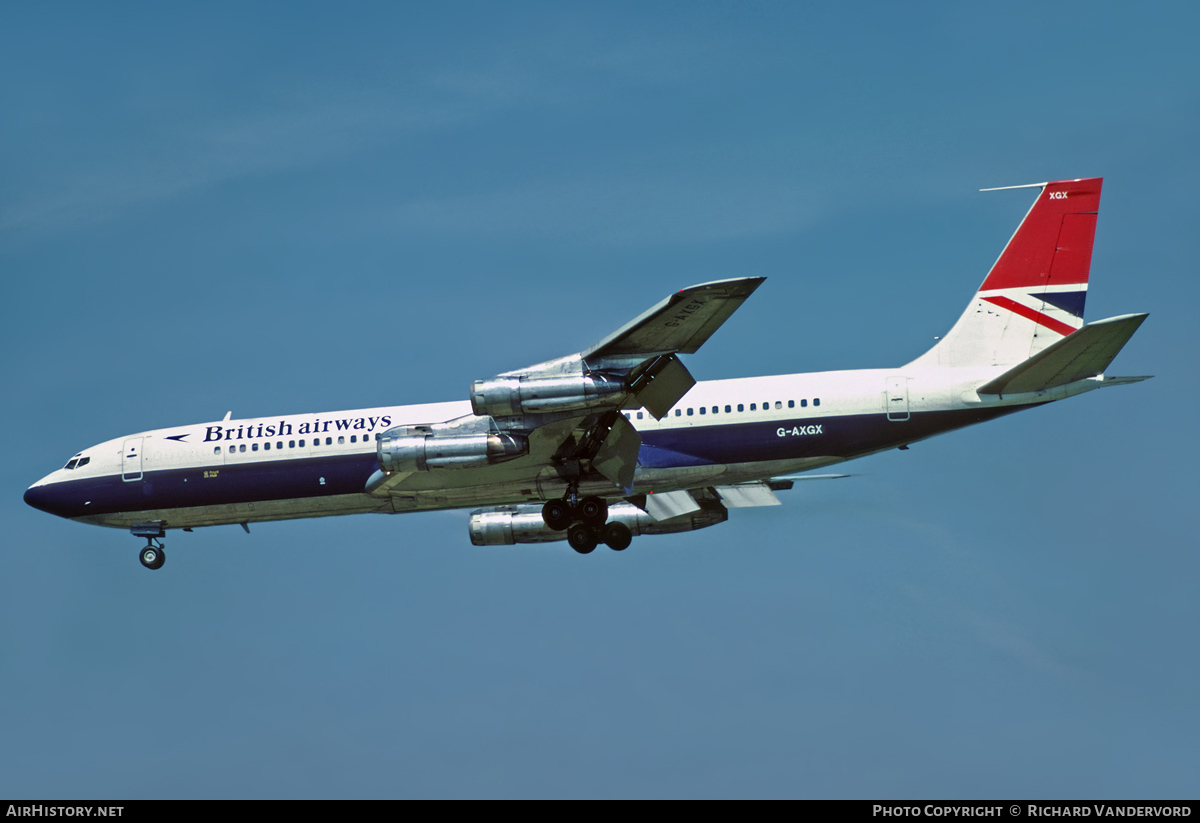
[
  {"left": 885, "top": 377, "right": 910, "bottom": 421},
  {"left": 122, "top": 437, "right": 144, "bottom": 481}
]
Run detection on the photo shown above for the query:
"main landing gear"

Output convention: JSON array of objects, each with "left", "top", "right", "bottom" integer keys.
[{"left": 542, "top": 487, "right": 633, "bottom": 554}]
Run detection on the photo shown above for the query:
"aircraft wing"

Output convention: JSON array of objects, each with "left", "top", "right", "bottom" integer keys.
[
  {"left": 368, "top": 277, "right": 767, "bottom": 499},
  {"left": 582, "top": 277, "right": 766, "bottom": 359}
]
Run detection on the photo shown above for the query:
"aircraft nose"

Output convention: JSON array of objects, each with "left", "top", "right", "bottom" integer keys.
[{"left": 24, "top": 481, "right": 70, "bottom": 517}]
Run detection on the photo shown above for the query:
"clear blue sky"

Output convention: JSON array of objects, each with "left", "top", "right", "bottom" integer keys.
[{"left": 2, "top": 1, "right": 1196, "bottom": 799}]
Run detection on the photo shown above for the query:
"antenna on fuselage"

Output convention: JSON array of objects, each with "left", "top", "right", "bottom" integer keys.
[{"left": 223, "top": 411, "right": 232, "bottom": 421}]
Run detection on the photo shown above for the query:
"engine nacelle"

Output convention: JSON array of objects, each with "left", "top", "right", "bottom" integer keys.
[
  {"left": 470, "top": 373, "right": 626, "bottom": 417},
  {"left": 378, "top": 426, "right": 528, "bottom": 473},
  {"left": 469, "top": 507, "right": 567, "bottom": 545},
  {"left": 469, "top": 500, "right": 727, "bottom": 545}
]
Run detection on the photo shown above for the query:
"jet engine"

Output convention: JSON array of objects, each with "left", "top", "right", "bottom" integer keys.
[
  {"left": 470, "top": 372, "right": 626, "bottom": 418},
  {"left": 377, "top": 423, "right": 528, "bottom": 473},
  {"left": 469, "top": 500, "right": 727, "bottom": 545}
]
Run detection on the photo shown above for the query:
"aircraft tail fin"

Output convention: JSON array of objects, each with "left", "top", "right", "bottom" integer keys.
[
  {"left": 909, "top": 178, "right": 1103, "bottom": 368},
  {"left": 976, "top": 312, "right": 1148, "bottom": 395}
]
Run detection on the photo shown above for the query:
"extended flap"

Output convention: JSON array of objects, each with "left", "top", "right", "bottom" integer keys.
[
  {"left": 592, "top": 414, "right": 642, "bottom": 495},
  {"left": 713, "top": 483, "right": 782, "bottom": 508},
  {"left": 644, "top": 489, "right": 702, "bottom": 522},
  {"left": 632, "top": 355, "right": 696, "bottom": 420}
]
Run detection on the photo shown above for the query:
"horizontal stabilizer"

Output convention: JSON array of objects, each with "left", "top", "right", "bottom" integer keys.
[{"left": 978, "top": 313, "right": 1148, "bottom": 396}]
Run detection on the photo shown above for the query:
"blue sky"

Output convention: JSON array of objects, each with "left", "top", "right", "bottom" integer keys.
[{"left": 2, "top": 1, "right": 1197, "bottom": 798}]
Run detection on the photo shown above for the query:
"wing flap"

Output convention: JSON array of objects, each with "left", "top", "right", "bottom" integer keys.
[
  {"left": 713, "top": 482, "right": 782, "bottom": 508},
  {"left": 591, "top": 414, "right": 642, "bottom": 495},
  {"left": 630, "top": 355, "right": 696, "bottom": 420},
  {"left": 644, "top": 489, "right": 702, "bottom": 522},
  {"left": 977, "top": 313, "right": 1149, "bottom": 396}
]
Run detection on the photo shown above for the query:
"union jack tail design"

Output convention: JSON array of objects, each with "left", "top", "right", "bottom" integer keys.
[{"left": 911, "top": 177, "right": 1102, "bottom": 368}]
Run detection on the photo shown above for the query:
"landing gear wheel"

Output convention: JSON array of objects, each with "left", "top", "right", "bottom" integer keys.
[
  {"left": 567, "top": 524, "right": 598, "bottom": 554},
  {"left": 578, "top": 496, "right": 609, "bottom": 527},
  {"left": 542, "top": 499, "right": 573, "bottom": 531},
  {"left": 139, "top": 544, "right": 165, "bottom": 570},
  {"left": 603, "top": 522, "right": 632, "bottom": 551}
]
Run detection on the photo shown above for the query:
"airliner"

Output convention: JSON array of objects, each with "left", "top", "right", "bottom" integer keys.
[{"left": 24, "top": 177, "right": 1149, "bottom": 569}]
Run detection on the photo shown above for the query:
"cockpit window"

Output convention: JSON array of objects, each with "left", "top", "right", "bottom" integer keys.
[
  {"left": 77, "top": 457, "right": 90, "bottom": 468},
  {"left": 64, "top": 455, "right": 88, "bottom": 470}
]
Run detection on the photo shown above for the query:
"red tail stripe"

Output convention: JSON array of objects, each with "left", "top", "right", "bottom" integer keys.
[
  {"left": 982, "top": 296, "right": 1077, "bottom": 337},
  {"left": 980, "top": 178, "right": 1102, "bottom": 291}
]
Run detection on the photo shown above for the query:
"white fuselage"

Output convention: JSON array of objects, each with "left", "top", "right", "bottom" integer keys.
[{"left": 25, "top": 364, "right": 1103, "bottom": 532}]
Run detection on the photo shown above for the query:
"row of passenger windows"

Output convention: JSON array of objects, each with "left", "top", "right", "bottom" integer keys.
[
  {"left": 623, "top": 398, "right": 821, "bottom": 421},
  {"left": 215, "top": 434, "right": 374, "bottom": 455}
]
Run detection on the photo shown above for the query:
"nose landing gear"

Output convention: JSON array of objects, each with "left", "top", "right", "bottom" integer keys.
[
  {"left": 132, "top": 522, "right": 167, "bottom": 570},
  {"left": 139, "top": 540, "right": 166, "bottom": 570}
]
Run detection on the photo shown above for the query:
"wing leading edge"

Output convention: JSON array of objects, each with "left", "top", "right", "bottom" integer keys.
[{"left": 583, "top": 277, "right": 766, "bottom": 359}]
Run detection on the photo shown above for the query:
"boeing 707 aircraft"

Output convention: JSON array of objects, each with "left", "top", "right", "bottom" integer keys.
[{"left": 24, "top": 177, "right": 1149, "bottom": 569}]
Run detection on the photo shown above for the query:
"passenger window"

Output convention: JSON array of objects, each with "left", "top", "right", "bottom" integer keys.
[
  {"left": 788, "top": 400, "right": 794, "bottom": 408},
  {"left": 299, "top": 439, "right": 305, "bottom": 447},
  {"left": 264, "top": 443, "right": 270, "bottom": 451},
  {"left": 775, "top": 401, "right": 782, "bottom": 409},
  {"left": 687, "top": 408, "right": 693, "bottom": 416},
  {"left": 675, "top": 409, "right": 682, "bottom": 417},
  {"left": 738, "top": 404, "right": 744, "bottom": 412},
  {"left": 750, "top": 403, "right": 756, "bottom": 411},
  {"left": 350, "top": 435, "right": 357, "bottom": 443},
  {"left": 725, "top": 405, "right": 731, "bottom": 413},
  {"left": 326, "top": 437, "right": 332, "bottom": 445},
  {"left": 711, "top": 406, "right": 718, "bottom": 414},
  {"left": 699, "top": 407, "right": 706, "bottom": 415},
  {"left": 637, "top": 412, "right": 643, "bottom": 420},
  {"left": 252, "top": 443, "right": 259, "bottom": 451},
  {"left": 814, "top": 398, "right": 820, "bottom": 406},
  {"left": 289, "top": 440, "right": 296, "bottom": 448},
  {"left": 214, "top": 447, "right": 221, "bottom": 455},
  {"left": 338, "top": 436, "right": 345, "bottom": 445},
  {"left": 277, "top": 442, "right": 283, "bottom": 449},
  {"left": 801, "top": 399, "right": 808, "bottom": 407},
  {"left": 239, "top": 444, "right": 246, "bottom": 453}
]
